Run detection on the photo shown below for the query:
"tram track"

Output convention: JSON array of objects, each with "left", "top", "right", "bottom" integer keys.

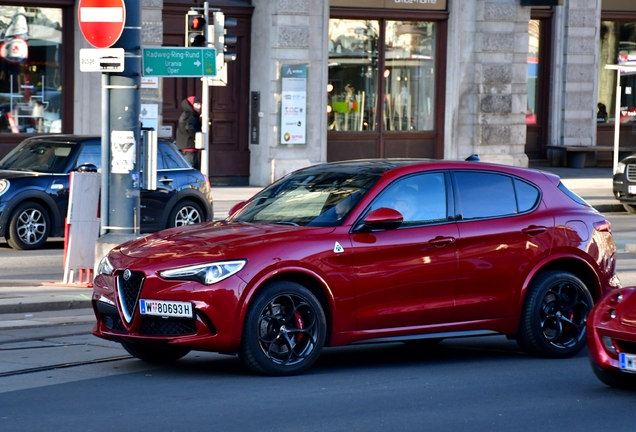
[{"left": 0, "top": 355, "right": 133, "bottom": 378}]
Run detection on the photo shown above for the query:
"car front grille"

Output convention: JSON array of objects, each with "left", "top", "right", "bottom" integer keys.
[
  {"left": 627, "top": 165, "right": 636, "bottom": 182},
  {"left": 117, "top": 271, "right": 145, "bottom": 323},
  {"left": 139, "top": 316, "right": 197, "bottom": 336}
]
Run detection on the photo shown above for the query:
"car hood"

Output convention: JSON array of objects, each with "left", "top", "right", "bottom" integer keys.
[{"left": 118, "top": 221, "right": 336, "bottom": 261}]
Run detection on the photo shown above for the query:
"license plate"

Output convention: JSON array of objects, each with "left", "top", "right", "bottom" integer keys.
[
  {"left": 619, "top": 353, "right": 636, "bottom": 372},
  {"left": 140, "top": 299, "right": 193, "bottom": 318},
  {"left": 629, "top": 185, "right": 636, "bottom": 194}
]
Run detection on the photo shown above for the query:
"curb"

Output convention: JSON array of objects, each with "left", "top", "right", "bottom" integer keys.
[{"left": 0, "top": 300, "right": 93, "bottom": 315}]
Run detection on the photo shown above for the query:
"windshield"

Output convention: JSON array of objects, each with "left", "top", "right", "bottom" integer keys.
[
  {"left": 231, "top": 169, "right": 381, "bottom": 226},
  {"left": 0, "top": 140, "right": 74, "bottom": 173}
]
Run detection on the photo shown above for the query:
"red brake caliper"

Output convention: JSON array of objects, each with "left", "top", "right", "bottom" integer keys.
[{"left": 294, "top": 311, "right": 304, "bottom": 343}]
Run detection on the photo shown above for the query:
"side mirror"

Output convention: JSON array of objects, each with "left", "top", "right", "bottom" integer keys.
[
  {"left": 75, "top": 163, "right": 98, "bottom": 173},
  {"left": 354, "top": 207, "right": 403, "bottom": 232},
  {"left": 229, "top": 201, "right": 246, "bottom": 216}
]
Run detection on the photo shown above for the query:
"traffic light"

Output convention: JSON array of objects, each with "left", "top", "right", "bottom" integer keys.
[
  {"left": 185, "top": 11, "right": 207, "bottom": 47},
  {"left": 212, "top": 12, "right": 238, "bottom": 65}
]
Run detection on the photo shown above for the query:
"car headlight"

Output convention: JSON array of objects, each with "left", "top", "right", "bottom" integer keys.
[
  {"left": 159, "top": 260, "right": 246, "bottom": 285},
  {"left": 616, "top": 162, "right": 626, "bottom": 174},
  {"left": 97, "top": 255, "right": 114, "bottom": 276},
  {"left": 0, "top": 179, "right": 9, "bottom": 196}
]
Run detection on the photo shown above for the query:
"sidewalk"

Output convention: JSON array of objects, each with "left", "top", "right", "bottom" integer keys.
[{"left": 0, "top": 165, "right": 625, "bottom": 321}]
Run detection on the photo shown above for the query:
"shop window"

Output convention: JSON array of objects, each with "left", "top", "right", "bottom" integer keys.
[
  {"left": 384, "top": 21, "right": 436, "bottom": 131},
  {"left": 598, "top": 21, "right": 636, "bottom": 124},
  {"left": 327, "top": 18, "right": 437, "bottom": 132},
  {"left": 0, "top": 6, "right": 63, "bottom": 134},
  {"left": 527, "top": 19, "right": 540, "bottom": 125}
]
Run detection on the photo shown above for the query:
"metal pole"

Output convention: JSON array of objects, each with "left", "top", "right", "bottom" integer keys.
[
  {"left": 613, "top": 68, "right": 621, "bottom": 174},
  {"left": 200, "top": 1, "right": 210, "bottom": 177},
  {"left": 108, "top": 0, "right": 141, "bottom": 235},
  {"left": 100, "top": 73, "right": 110, "bottom": 235}
]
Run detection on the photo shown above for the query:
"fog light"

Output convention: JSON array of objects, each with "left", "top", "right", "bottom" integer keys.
[{"left": 601, "top": 336, "right": 617, "bottom": 354}]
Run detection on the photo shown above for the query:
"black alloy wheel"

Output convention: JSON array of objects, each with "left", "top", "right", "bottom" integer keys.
[
  {"left": 7, "top": 201, "right": 50, "bottom": 250},
  {"left": 517, "top": 270, "right": 593, "bottom": 358},
  {"left": 239, "top": 281, "right": 327, "bottom": 376}
]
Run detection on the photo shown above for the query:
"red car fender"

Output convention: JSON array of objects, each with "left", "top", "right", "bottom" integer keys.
[
  {"left": 516, "top": 252, "right": 601, "bottom": 315},
  {"left": 228, "top": 264, "right": 337, "bottom": 346}
]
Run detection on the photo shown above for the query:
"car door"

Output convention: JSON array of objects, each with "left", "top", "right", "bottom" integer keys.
[
  {"left": 451, "top": 170, "right": 553, "bottom": 322},
  {"left": 139, "top": 142, "right": 185, "bottom": 231},
  {"left": 351, "top": 172, "right": 459, "bottom": 330}
]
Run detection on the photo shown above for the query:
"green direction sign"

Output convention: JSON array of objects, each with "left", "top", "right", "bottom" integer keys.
[{"left": 142, "top": 47, "right": 217, "bottom": 77}]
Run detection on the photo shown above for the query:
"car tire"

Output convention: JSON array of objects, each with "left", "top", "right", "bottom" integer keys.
[
  {"left": 6, "top": 201, "right": 50, "bottom": 250},
  {"left": 622, "top": 204, "right": 636, "bottom": 214},
  {"left": 590, "top": 361, "right": 636, "bottom": 389},
  {"left": 167, "top": 200, "right": 203, "bottom": 228},
  {"left": 238, "top": 281, "right": 327, "bottom": 376},
  {"left": 120, "top": 341, "right": 190, "bottom": 363},
  {"left": 517, "top": 270, "right": 593, "bottom": 358}
]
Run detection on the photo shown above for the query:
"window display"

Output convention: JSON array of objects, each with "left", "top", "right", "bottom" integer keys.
[
  {"left": 598, "top": 21, "right": 636, "bottom": 124},
  {"left": 0, "top": 6, "right": 63, "bottom": 134},
  {"left": 327, "top": 18, "right": 437, "bottom": 133}
]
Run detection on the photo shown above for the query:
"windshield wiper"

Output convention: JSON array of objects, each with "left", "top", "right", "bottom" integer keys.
[{"left": 274, "top": 221, "right": 299, "bottom": 226}]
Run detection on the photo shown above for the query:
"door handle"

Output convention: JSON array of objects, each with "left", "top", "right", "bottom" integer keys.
[
  {"left": 521, "top": 225, "right": 547, "bottom": 236},
  {"left": 159, "top": 177, "right": 174, "bottom": 183},
  {"left": 428, "top": 236, "right": 456, "bottom": 247}
]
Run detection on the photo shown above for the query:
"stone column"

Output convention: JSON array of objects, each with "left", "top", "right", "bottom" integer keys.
[
  {"left": 249, "top": 0, "right": 328, "bottom": 186},
  {"left": 446, "top": 0, "right": 529, "bottom": 166},
  {"left": 548, "top": 0, "right": 600, "bottom": 162}
]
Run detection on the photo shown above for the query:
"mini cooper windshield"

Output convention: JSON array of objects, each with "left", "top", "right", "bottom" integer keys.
[{"left": 231, "top": 170, "right": 381, "bottom": 227}]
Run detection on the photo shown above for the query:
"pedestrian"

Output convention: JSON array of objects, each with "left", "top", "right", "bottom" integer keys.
[{"left": 176, "top": 95, "right": 202, "bottom": 169}]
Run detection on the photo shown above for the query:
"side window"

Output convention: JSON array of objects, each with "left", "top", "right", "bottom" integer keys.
[
  {"left": 514, "top": 178, "right": 541, "bottom": 212},
  {"left": 455, "top": 172, "right": 516, "bottom": 219},
  {"left": 370, "top": 172, "right": 447, "bottom": 226},
  {"left": 75, "top": 145, "right": 101, "bottom": 169},
  {"left": 158, "top": 143, "right": 187, "bottom": 170}
]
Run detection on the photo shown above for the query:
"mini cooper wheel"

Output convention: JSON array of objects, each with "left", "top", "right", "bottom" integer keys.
[
  {"left": 168, "top": 200, "right": 203, "bottom": 228},
  {"left": 238, "top": 281, "right": 327, "bottom": 376},
  {"left": 517, "top": 270, "right": 593, "bottom": 358},
  {"left": 121, "top": 341, "right": 190, "bottom": 363},
  {"left": 7, "top": 201, "right": 50, "bottom": 250}
]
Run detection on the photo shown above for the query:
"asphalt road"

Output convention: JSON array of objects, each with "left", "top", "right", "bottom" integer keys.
[{"left": 0, "top": 324, "right": 633, "bottom": 431}]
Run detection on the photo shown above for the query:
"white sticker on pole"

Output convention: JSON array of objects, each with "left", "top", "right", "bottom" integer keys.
[{"left": 111, "top": 130, "right": 136, "bottom": 174}]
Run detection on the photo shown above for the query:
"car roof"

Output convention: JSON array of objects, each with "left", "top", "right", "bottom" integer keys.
[
  {"left": 298, "top": 158, "right": 554, "bottom": 181},
  {"left": 23, "top": 134, "right": 174, "bottom": 146}
]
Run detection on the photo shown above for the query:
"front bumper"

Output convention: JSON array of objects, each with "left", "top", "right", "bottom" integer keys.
[{"left": 92, "top": 269, "right": 246, "bottom": 353}]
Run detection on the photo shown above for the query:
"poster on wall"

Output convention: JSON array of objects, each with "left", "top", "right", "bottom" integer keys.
[{"left": 280, "top": 64, "right": 307, "bottom": 145}]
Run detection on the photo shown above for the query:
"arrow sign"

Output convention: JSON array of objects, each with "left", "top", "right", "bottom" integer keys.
[
  {"left": 142, "top": 47, "right": 217, "bottom": 77},
  {"left": 78, "top": 0, "right": 126, "bottom": 49}
]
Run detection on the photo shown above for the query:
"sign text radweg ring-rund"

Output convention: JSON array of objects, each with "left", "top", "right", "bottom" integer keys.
[{"left": 78, "top": 0, "right": 126, "bottom": 49}]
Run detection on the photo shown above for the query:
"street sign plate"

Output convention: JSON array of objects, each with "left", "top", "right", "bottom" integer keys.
[
  {"left": 79, "top": 48, "right": 125, "bottom": 72},
  {"left": 78, "top": 0, "right": 126, "bottom": 49},
  {"left": 142, "top": 47, "right": 217, "bottom": 77}
]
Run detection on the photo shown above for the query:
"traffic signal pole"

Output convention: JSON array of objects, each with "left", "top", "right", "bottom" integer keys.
[{"left": 200, "top": 1, "right": 210, "bottom": 177}]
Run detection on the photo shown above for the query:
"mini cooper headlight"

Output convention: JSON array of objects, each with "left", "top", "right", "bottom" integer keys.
[
  {"left": 616, "top": 161, "right": 626, "bottom": 174},
  {"left": 159, "top": 260, "right": 247, "bottom": 285},
  {"left": 0, "top": 179, "right": 9, "bottom": 196},
  {"left": 97, "top": 255, "right": 114, "bottom": 276}
]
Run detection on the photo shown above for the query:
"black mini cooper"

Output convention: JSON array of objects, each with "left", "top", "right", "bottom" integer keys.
[{"left": 0, "top": 135, "right": 213, "bottom": 250}]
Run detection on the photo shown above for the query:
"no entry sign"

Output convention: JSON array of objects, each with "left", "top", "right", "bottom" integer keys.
[{"left": 78, "top": 0, "right": 126, "bottom": 49}]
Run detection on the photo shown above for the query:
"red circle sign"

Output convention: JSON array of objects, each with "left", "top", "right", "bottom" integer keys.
[{"left": 78, "top": 0, "right": 126, "bottom": 49}]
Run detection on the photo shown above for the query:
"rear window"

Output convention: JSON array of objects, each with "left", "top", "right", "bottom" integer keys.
[
  {"left": 557, "top": 182, "right": 590, "bottom": 207},
  {"left": 454, "top": 171, "right": 541, "bottom": 220}
]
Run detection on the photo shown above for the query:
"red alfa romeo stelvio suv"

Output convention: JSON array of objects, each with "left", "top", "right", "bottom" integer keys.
[{"left": 92, "top": 159, "right": 620, "bottom": 375}]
